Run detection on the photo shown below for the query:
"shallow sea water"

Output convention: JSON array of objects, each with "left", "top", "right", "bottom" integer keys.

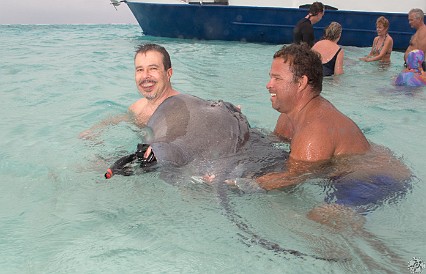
[{"left": 1, "top": 24, "right": 425, "bottom": 273}]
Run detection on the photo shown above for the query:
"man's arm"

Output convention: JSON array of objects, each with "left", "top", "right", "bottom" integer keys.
[
  {"left": 404, "top": 34, "right": 416, "bottom": 61},
  {"left": 256, "top": 126, "right": 335, "bottom": 190},
  {"left": 256, "top": 156, "right": 329, "bottom": 190},
  {"left": 79, "top": 113, "right": 130, "bottom": 139},
  {"left": 405, "top": 46, "right": 414, "bottom": 61},
  {"left": 256, "top": 158, "right": 310, "bottom": 190},
  {"left": 289, "top": 123, "right": 335, "bottom": 162},
  {"left": 79, "top": 98, "right": 147, "bottom": 140}
]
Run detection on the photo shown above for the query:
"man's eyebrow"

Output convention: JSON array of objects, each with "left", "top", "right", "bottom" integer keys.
[{"left": 136, "top": 64, "right": 160, "bottom": 69}]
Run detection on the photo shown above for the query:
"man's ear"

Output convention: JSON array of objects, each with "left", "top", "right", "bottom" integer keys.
[
  {"left": 167, "top": 68, "right": 173, "bottom": 81},
  {"left": 298, "top": 75, "right": 309, "bottom": 91}
]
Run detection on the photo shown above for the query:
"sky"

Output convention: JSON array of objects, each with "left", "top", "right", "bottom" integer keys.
[{"left": 0, "top": 0, "right": 137, "bottom": 24}]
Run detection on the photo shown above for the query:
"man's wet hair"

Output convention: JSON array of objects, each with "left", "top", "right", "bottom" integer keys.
[
  {"left": 135, "top": 43, "right": 172, "bottom": 70},
  {"left": 273, "top": 43, "right": 323, "bottom": 94}
]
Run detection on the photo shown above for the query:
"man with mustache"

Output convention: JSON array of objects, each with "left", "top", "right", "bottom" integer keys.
[
  {"left": 80, "top": 44, "right": 179, "bottom": 139},
  {"left": 129, "top": 44, "right": 180, "bottom": 126},
  {"left": 84, "top": 43, "right": 250, "bottom": 172}
]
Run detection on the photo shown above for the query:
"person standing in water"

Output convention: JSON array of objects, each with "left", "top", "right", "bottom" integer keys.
[
  {"left": 404, "top": 8, "right": 426, "bottom": 63},
  {"left": 293, "top": 2, "right": 325, "bottom": 48},
  {"left": 360, "top": 16, "right": 393, "bottom": 63},
  {"left": 257, "top": 43, "right": 370, "bottom": 190},
  {"left": 80, "top": 43, "right": 180, "bottom": 138},
  {"left": 256, "top": 44, "right": 411, "bottom": 216},
  {"left": 311, "top": 21, "right": 344, "bottom": 76}
]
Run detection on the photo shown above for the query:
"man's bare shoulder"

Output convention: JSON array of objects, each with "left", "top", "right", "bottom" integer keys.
[
  {"left": 129, "top": 98, "right": 148, "bottom": 114},
  {"left": 293, "top": 104, "right": 335, "bottom": 143},
  {"left": 291, "top": 122, "right": 335, "bottom": 161},
  {"left": 297, "top": 115, "right": 332, "bottom": 138},
  {"left": 299, "top": 101, "right": 357, "bottom": 141},
  {"left": 308, "top": 97, "right": 345, "bottom": 122},
  {"left": 128, "top": 98, "right": 153, "bottom": 127}
]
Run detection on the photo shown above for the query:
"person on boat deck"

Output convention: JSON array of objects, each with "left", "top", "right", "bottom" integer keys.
[
  {"left": 395, "top": 49, "right": 426, "bottom": 86},
  {"left": 255, "top": 44, "right": 411, "bottom": 227},
  {"left": 293, "top": 1, "right": 325, "bottom": 48},
  {"left": 360, "top": 16, "right": 393, "bottom": 63},
  {"left": 404, "top": 8, "right": 426, "bottom": 66},
  {"left": 311, "top": 21, "right": 344, "bottom": 76}
]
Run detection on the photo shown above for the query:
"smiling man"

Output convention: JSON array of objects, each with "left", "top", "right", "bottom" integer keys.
[
  {"left": 257, "top": 44, "right": 370, "bottom": 190},
  {"left": 79, "top": 44, "right": 180, "bottom": 140},
  {"left": 100, "top": 43, "right": 252, "bottom": 171},
  {"left": 255, "top": 44, "right": 412, "bottom": 231},
  {"left": 129, "top": 44, "right": 180, "bottom": 126}
]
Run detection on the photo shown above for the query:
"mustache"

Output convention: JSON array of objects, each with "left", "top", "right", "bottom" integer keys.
[{"left": 138, "top": 79, "right": 157, "bottom": 85}]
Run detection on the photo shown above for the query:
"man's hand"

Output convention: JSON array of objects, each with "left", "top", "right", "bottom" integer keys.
[
  {"left": 136, "top": 144, "right": 156, "bottom": 167},
  {"left": 256, "top": 172, "right": 300, "bottom": 190}
]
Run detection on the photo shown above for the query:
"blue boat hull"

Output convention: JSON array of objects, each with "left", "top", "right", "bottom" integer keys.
[{"left": 126, "top": 2, "right": 414, "bottom": 50}]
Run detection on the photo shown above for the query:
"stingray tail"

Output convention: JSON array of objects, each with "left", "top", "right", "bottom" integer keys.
[{"left": 216, "top": 182, "right": 346, "bottom": 262}]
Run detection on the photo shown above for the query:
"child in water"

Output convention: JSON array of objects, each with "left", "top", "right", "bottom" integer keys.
[{"left": 394, "top": 49, "right": 426, "bottom": 86}]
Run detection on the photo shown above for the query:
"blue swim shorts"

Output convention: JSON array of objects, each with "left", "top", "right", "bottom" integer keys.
[{"left": 324, "top": 175, "right": 411, "bottom": 212}]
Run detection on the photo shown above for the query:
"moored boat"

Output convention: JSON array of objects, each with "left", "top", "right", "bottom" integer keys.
[{"left": 115, "top": 0, "right": 426, "bottom": 50}]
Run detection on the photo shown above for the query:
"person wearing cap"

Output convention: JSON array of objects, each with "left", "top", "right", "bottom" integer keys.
[
  {"left": 293, "top": 1, "right": 325, "bottom": 48},
  {"left": 395, "top": 49, "right": 426, "bottom": 86}
]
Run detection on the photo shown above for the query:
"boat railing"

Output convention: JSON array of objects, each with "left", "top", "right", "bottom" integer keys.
[{"left": 185, "top": 0, "right": 229, "bottom": 5}]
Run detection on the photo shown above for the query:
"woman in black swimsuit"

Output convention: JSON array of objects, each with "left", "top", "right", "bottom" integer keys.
[
  {"left": 311, "top": 22, "right": 344, "bottom": 76},
  {"left": 360, "top": 16, "right": 393, "bottom": 63}
]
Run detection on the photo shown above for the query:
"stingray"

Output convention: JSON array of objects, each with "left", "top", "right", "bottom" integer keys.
[
  {"left": 106, "top": 94, "right": 285, "bottom": 186},
  {"left": 146, "top": 93, "right": 250, "bottom": 166},
  {"left": 104, "top": 94, "right": 342, "bottom": 262}
]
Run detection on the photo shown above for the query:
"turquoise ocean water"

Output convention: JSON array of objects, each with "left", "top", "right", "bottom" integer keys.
[{"left": 1, "top": 24, "right": 425, "bottom": 273}]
